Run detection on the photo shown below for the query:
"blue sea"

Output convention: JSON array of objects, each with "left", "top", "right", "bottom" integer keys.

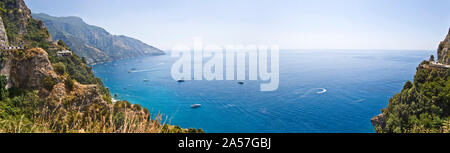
[{"left": 92, "top": 50, "right": 433, "bottom": 133}]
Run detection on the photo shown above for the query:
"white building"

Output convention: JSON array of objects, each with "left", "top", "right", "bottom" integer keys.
[{"left": 57, "top": 50, "right": 73, "bottom": 57}]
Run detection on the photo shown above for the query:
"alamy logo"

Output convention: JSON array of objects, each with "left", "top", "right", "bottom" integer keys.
[{"left": 171, "top": 38, "right": 279, "bottom": 91}]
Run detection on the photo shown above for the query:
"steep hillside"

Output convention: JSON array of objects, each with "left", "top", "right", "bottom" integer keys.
[
  {"left": 372, "top": 29, "right": 450, "bottom": 133},
  {"left": 0, "top": 0, "right": 200, "bottom": 133},
  {"left": 0, "top": 0, "right": 51, "bottom": 48},
  {"left": 32, "top": 13, "right": 164, "bottom": 64}
]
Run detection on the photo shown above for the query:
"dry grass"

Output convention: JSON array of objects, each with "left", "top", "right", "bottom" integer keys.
[{"left": 0, "top": 105, "right": 188, "bottom": 133}]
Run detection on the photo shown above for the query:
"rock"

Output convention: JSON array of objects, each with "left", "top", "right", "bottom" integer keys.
[
  {"left": 371, "top": 113, "right": 386, "bottom": 131},
  {"left": 45, "top": 83, "right": 68, "bottom": 107},
  {"left": 11, "top": 0, "right": 32, "bottom": 35},
  {"left": 0, "top": 48, "right": 57, "bottom": 89},
  {"left": 46, "top": 81, "right": 111, "bottom": 114},
  {"left": 437, "top": 28, "right": 450, "bottom": 65},
  {"left": 0, "top": 16, "right": 8, "bottom": 47}
]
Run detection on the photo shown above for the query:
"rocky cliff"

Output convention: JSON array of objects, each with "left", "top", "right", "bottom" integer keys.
[
  {"left": 437, "top": 28, "right": 450, "bottom": 65},
  {"left": 0, "top": 48, "right": 57, "bottom": 89},
  {"left": 33, "top": 13, "right": 165, "bottom": 64},
  {"left": 2, "top": 0, "right": 31, "bottom": 35},
  {"left": 0, "top": 0, "right": 51, "bottom": 47}
]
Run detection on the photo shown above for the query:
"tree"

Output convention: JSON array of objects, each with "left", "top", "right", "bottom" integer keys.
[
  {"left": 81, "top": 57, "right": 87, "bottom": 64},
  {"left": 403, "top": 81, "right": 413, "bottom": 89},
  {"left": 430, "top": 55, "right": 435, "bottom": 62},
  {"left": 57, "top": 40, "right": 68, "bottom": 49}
]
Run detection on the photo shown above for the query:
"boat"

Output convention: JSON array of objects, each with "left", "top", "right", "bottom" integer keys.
[
  {"left": 177, "top": 80, "right": 185, "bottom": 83},
  {"left": 238, "top": 81, "right": 245, "bottom": 85},
  {"left": 143, "top": 79, "right": 149, "bottom": 82},
  {"left": 190, "top": 104, "right": 201, "bottom": 108}
]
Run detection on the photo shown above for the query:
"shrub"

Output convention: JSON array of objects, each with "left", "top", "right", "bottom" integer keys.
[
  {"left": 43, "top": 76, "right": 56, "bottom": 91},
  {"left": 57, "top": 40, "right": 68, "bottom": 48},
  {"left": 0, "top": 75, "right": 8, "bottom": 100},
  {"left": 52, "top": 62, "right": 66, "bottom": 75},
  {"left": 403, "top": 81, "right": 413, "bottom": 89},
  {"left": 143, "top": 108, "right": 150, "bottom": 115},
  {"left": 133, "top": 104, "right": 142, "bottom": 111},
  {"left": 65, "top": 78, "right": 75, "bottom": 91},
  {"left": 103, "top": 95, "right": 112, "bottom": 104}
]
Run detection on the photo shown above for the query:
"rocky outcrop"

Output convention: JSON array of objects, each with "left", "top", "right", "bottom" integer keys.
[
  {"left": 0, "top": 16, "right": 8, "bottom": 47},
  {"left": 46, "top": 82, "right": 110, "bottom": 111},
  {"left": 9, "top": 0, "right": 32, "bottom": 34},
  {"left": 0, "top": 48, "right": 57, "bottom": 89},
  {"left": 437, "top": 28, "right": 450, "bottom": 65},
  {"left": 371, "top": 113, "right": 386, "bottom": 132},
  {"left": 0, "top": 0, "right": 52, "bottom": 45}
]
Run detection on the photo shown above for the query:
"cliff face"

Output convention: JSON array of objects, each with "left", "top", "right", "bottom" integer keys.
[
  {"left": 1, "top": 0, "right": 31, "bottom": 35},
  {"left": 0, "top": 0, "right": 51, "bottom": 47},
  {"left": 0, "top": 48, "right": 57, "bottom": 89},
  {"left": 437, "top": 29, "right": 450, "bottom": 64},
  {"left": 12, "top": 0, "right": 31, "bottom": 34},
  {"left": 33, "top": 13, "right": 165, "bottom": 64}
]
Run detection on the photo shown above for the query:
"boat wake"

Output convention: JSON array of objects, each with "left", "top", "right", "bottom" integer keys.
[
  {"left": 297, "top": 88, "right": 328, "bottom": 98},
  {"left": 128, "top": 69, "right": 153, "bottom": 73},
  {"left": 316, "top": 88, "right": 327, "bottom": 94}
]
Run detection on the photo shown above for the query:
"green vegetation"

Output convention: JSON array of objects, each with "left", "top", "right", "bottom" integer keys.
[
  {"left": 57, "top": 40, "right": 67, "bottom": 49},
  {"left": 377, "top": 63, "right": 450, "bottom": 133},
  {"left": 0, "top": 75, "right": 39, "bottom": 133},
  {"left": 375, "top": 29, "right": 450, "bottom": 133},
  {"left": 47, "top": 50, "right": 111, "bottom": 98},
  {"left": 64, "top": 77, "right": 74, "bottom": 91},
  {"left": 43, "top": 76, "right": 56, "bottom": 91},
  {"left": 52, "top": 62, "right": 66, "bottom": 75}
]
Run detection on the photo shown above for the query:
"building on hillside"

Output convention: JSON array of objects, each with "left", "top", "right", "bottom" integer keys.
[
  {"left": 48, "top": 41, "right": 59, "bottom": 51},
  {"left": 57, "top": 50, "right": 73, "bottom": 57}
]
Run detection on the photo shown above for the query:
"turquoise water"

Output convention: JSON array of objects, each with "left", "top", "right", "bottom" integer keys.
[{"left": 92, "top": 50, "right": 433, "bottom": 133}]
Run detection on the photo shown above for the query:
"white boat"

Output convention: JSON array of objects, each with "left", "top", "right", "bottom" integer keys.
[{"left": 190, "top": 104, "right": 201, "bottom": 108}]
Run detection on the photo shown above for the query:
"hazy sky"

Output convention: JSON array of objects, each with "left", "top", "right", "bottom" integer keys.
[{"left": 25, "top": 0, "right": 449, "bottom": 50}]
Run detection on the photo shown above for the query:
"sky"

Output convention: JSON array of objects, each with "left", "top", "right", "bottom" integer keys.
[{"left": 25, "top": 0, "right": 450, "bottom": 50}]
